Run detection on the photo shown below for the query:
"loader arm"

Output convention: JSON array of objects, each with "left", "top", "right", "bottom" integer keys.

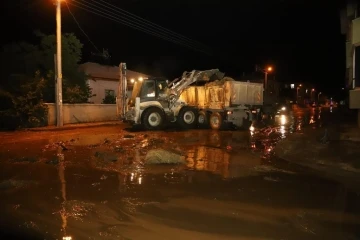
[{"left": 168, "top": 69, "right": 224, "bottom": 108}]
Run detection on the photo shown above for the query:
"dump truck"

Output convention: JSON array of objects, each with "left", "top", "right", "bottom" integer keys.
[{"left": 117, "top": 63, "right": 263, "bottom": 130}]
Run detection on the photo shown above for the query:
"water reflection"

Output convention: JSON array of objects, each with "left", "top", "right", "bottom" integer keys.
[{"left": 57, "top": 146, "right": 72, "bottom": 240}]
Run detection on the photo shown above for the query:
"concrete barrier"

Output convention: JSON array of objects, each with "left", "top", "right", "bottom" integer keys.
[{"left": 45, "top": 103, "right": 118, "bottom": 126}]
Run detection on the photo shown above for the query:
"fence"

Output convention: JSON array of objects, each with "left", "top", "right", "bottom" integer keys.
[{"left": 45, "top": 103, "right": 118, "bottom": 126}]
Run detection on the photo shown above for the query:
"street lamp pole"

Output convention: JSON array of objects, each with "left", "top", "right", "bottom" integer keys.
[
  {"left": 56, "top": 0, "right": 63, "bottom": 127},
  {"left": 264, "top": 71, "right": 268, "bottom": 91},
  {"left": 318, "top": 92, "right": 322, "bottom": 102}
]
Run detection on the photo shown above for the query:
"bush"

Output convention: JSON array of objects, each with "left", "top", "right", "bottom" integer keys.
[
  {"left": 102, "top": 94, "right": 116, "bottom": 104},
  {"left": 0, "top": 72, "right": 49, "bottom": 129}
]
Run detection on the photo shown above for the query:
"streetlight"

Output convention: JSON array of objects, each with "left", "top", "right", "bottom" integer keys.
[
  {"left": 130, "top": 78, "right": 135, "bottom": 83},
  {"left": 296, "top": 84, "right": 302, "bottom": 103},
  {"left": 311, "top": 88, "right": 315, "bottom": 101},
  {"left": 255, "top": 65, "right": 273, "bottom": 91},
  {"left": 55, "top": 0, "right": 64, "bottom": 127},
  {"left": 138, "top": 77, "right": 143, "bottom": 82},
  {"left": 264, "top": 66, "right": 272, "bottom": 91}
]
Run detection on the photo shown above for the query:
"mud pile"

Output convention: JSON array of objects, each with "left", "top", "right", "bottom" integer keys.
[{"left": 205, "top": 77, "right": 235, "bottom": 87}]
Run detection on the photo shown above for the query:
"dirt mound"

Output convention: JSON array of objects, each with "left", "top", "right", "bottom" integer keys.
[
  {"left": 144, "top": 149, "right": 185, "bottom": 164},
  {"left": 205, "top": 77, "right": 235, "bottom": 87}
]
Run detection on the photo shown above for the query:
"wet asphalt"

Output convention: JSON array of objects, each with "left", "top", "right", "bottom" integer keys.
[{"left": 0, "top": 106, "right": 359, "bottom": 240}]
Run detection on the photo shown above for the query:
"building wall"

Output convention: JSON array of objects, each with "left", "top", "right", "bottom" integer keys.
[
  {"left": 87, "top": 79, "right": 132, "bottom": 104},
  {"left": 88, "top": 79, "right": 118, "bottom": 104},
  {"left": 45, "top": 103, "right": 118, "bottom": 125}
]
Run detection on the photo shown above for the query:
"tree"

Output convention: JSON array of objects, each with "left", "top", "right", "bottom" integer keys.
[
  {"left": 0, "top": 32, "right": 94, "bottom": 103},
  {"left": 0, "top": 32, "right": 93, "bottom": 129}
]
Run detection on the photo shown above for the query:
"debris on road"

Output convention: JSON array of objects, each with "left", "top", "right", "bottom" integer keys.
[{"left": 144, "top": 149, "right": 185, "bottom": 164}]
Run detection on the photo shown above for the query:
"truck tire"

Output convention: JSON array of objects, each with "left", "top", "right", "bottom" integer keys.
[
  {"left": 142, "top": 107, "right": 165, "bottom": 130},
  {"left": 209, "top": 112, "right": 223, "bottom": 130},
  {"left": 177, "top": 106, "right": 198, "bottom": 129},
  {"left": 197, "top": 110, "right": 209, "bottom": 128}
]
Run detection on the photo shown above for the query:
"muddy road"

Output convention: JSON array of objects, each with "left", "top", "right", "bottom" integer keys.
[{"left": 0, "top": 106, "right": 359, "bottom": 240}]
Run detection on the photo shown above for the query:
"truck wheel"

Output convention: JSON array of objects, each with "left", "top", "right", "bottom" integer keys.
[
  {"left": 198, "top": 110, "right": 209, "bottom": 128},
  {"left": 177, "top": 106, "right": 198, "bottom": 129},
  {"left": 209, "top": 112, "right": 223, "bottom": 130},
  {"left": 142, "top": 107, "right": 165, "bottom": 130}
]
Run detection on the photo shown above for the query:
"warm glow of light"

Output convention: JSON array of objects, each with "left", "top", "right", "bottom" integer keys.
[
  {"left": 249, "top": 125, "right": 255, "bottom": 131},
  {"left": 312, "top": 88, "right": 315, "bottom": 91},
  {"left": 267, "top": 67, "right": 272, "bottom": 72},
  {"left": 299, "top": 84, "right": 302, "bottom": 87},
  {"left": 63, "top": 237, "right": 72, "bottom": 240},
  {"left": 138, "top": 77, "right": 143, "bottom": 82},
  {"left": 280, "top": 115, "right": 287, "bottom": 125},
  {"left": 130, "top": 78, "right": 135, "bottom": 83}
]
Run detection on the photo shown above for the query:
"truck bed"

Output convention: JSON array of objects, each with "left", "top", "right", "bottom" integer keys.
[{"left": 179, "top": 80, "right": 263, "bottom": 110}]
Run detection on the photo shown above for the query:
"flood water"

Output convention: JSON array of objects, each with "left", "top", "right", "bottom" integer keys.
[{"left": 0, "top": 106, "right": 359, "bottom": 240}]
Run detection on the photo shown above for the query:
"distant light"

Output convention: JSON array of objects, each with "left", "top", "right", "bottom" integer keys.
[
  {"left": 267, "top": 67, "right": 272, "bottom": 72},
  {"left": 299, "top": 84, "right": 302, "bottom": 87},
  {"left": 342, "top": 88, "right": 345, "bottom": 90},
  {"left": 290, "top": 84, "right": 295, "bottom": 89},
  {"left": 130, "top": 79, "right": 135, "bottom": 83},
  {"left": 138, "top": 77, "right": 143, "bottom": 82},
  {"left": 281, "top": 106, "right": 286, "bottom": 111},
  {"left": 249, "top": 125, "right": 255, "bottom": 131},
  {"left": 280, "top": 115, "right": 287, "bottom": 125},
  {"left": 312, "top": 88, "right": 315, "bottom": 91},
  {"left": 63, "top": 237, "right": 72, "bottom": 240}
]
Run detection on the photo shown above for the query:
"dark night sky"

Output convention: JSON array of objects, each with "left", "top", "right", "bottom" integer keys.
[{"left": 1, "top": 0, "right": 346, "bottom": 95}]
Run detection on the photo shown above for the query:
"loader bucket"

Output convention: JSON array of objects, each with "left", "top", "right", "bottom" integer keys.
[{"left": 196, "top": 69, "right": 225, "bottom": 82}]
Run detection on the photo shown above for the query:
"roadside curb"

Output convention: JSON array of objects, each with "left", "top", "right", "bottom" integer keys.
[{"left": 24, "top": 121, "right": 125, "bottom": 132}]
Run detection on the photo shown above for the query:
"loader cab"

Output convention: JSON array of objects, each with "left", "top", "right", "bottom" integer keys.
[
  {"left": 138, "top": 78, "right": 168, "bottom": 100},
  {"left": 129, "top": 77, "right": 168, "bottom": 106}
]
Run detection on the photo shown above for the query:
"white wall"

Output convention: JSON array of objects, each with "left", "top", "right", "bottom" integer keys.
[
  {"left": 45, "top": 103, "right": 118, "bottom": 125},
  {"left": 88, "top": 79, "right": 118, "bottom": 104}
]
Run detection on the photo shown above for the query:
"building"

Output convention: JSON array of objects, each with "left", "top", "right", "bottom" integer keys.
[
  {"left": 340, "top": 1, "right": 360, "bottom": 89},
  {"left": 281, "top": 83, "right": 317, "bottom": 104},
  {"left": 79, "top": 62, "right": 149, "bottom": 104},
  {"left": 340, "top": 1, "right": 360, "bottom": 125}
]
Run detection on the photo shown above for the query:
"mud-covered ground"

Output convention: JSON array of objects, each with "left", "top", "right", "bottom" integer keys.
[{"left": 0, "top": 107, "right": 360, "bottom": 240}]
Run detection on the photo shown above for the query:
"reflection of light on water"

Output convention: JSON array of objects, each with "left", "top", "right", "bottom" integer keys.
[
  {"left": 280, "top": 115, "right": 287, "bottom": 125},
  {"left": 330, "top": 107, "right": 333, "bottom": 113},
  {"left": 186, "top": 146, "right": 230, "bottom": 178},
  {"left": 280, "top": 125, "right": 286, "bottom": 137},
  {"left": 250, "top": 125, "right": 255, "bottom": 136},
  {"left": 58, "top": 147, "right": 69, "bottom": 239},
  {"left": 130, "top": 172, "right": 134, "bottom": 181},
  {"left": 309, "top": 116, "right": 315, "bottom": 124}
]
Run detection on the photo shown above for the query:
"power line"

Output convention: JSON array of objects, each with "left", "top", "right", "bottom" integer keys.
[
  {"left": 89, "top": 0, "right": 211, "bottom": 53},
  {"left": 69, "top": 1, "right": 211, "bottom": 55},
  {"left": 65, "top": 1, "right": 101, "bottom": 54},
  {"left": 72, "top": 0, "right": 210, "bottom": 54}
]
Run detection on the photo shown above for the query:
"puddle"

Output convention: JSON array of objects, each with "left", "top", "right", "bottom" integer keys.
[{"left": 0, "top": 107, "right": 360, "bottom": 239}]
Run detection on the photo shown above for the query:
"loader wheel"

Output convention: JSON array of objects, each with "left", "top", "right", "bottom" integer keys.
[
  {"left": 142, "top": 107, "right": 165, "bottom": 130},
  {"left": 209, "top": 112, "right": 223, "bottom": 130},
  {"left": 177, "top": 106, "right": 198, "bottom": 129},
  {"left": 197, "top": 110, "right": 209, "bottom": 128}
]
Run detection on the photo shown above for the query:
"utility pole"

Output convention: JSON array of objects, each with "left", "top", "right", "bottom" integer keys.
[
  {"left": 264, "top": 71, "right": 268, "bottom": 91},
  {"left": 56, "top": 0, "right": 63, "bottom": 127}
]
